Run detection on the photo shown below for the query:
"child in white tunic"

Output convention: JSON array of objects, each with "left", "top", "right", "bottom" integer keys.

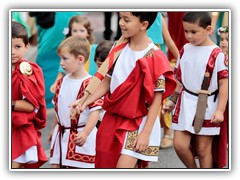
[
  {"left": 162, "top": 12, "right": 228, "bottom": 168},
  {"left": 48, "top": 36, "right": 103, "bottom": 168},
  {"left": 70, "top": 12, "right": 176, "bottom": 168}
]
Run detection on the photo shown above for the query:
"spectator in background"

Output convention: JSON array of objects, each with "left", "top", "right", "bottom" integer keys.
[
  {"left": 103, "top": 12, "right": 121, "bottom": 40},
  {"left": 29, "top": 12, "right": 83, "bottom": 108},
  {"left": 167, "top": 12, "right": 188, "bottom": 62},
  {"left": 50, "top": 15, "right": 97, "bottom": 94}
]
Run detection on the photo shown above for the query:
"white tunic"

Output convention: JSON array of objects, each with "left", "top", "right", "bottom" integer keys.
[
  {"left": 49, "top": 74, "right": 102, "bottom": 168},
  {"left": 172, "top": 44, "right": 228, "bottom": 135},
  {"left": 110, "top": 42, "right": 164, "bottom": 162}
]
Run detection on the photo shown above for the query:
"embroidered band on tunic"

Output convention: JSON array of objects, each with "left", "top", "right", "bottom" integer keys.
[
  {"left": 155, "top": 79, "right": 165, "bottom": 89},
  {"left": 124, "top": 131, "right": 159, "bottom": 156}
]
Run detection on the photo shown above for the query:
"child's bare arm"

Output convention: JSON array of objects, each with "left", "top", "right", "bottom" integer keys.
[
  {"left": 162, "top": 81, "right": 182, "bottom": 114},
  {"left": 69, "top": 76, "right": 110, "bottom": 116},
  {"left": 50, "top": 72, "right": 64, "bottom": 93},
  {"left": 48, "top": 114, "right": 58, "bottom": 144},
  {"left": 74, "top": 109, "right": 100, "bottom": 146},
  {"left": 12, "top": 99, "right": 34, "bottom": 112},
  {"left": 210, "top": 12, "right": 220, "bottom": 35},
  {"left": 161, "top": 15, "right": 179, "bottom": 60},
  {"left": 211, "top": 78, "right": 228, "bottom": 123}
]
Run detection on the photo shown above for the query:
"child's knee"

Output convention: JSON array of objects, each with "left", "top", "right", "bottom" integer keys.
[
  {"left": 173, "top": 140, "right": 189, "bottom": 154},
  {"left": 195, "top": 145, "right": 211, "bottom": 158}
]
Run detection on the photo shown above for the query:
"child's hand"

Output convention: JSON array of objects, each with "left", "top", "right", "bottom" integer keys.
[
  {"left": 48, "top": 128, "right": 54, "bottom": 145},
  {"left": 211, "top": 110, "right": 224, "bottom": 124},
  {"left": 69, "top": 99, "right": 86, "bottom": 119},
  {"left": 162, "top": 100, "right": 175, "bottom": 114},
  {"left": 133, "top": 131, "right": 150, "bottom": 153},
  {"left": 74, "top": 131, "right": 87, "bottom": 146}
]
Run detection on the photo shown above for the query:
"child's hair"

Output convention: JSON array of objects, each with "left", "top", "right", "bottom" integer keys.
[
  {"left": 65, "top": 15, "right": 94, "bottom": 44},
  {"left": 57, "top": 36, "right": 90, "bottom": 63},
  {"left": 183, "top": 12, "right": 212, "bottom": 29},
  {"left": 131, "top": 12, "right": 158, "bottom": 29},
  {"left": 12, "top": 21, "right": 29, "bottom": 45},
  {"left": 94, "top": 40, "right": 114, "bottom": 62},
  {"left": 218, "top": 26, "right": 228, "bottom": 35}
]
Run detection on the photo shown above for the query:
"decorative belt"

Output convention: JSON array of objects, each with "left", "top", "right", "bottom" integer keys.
[
  {"left": 58, "top": 123, "right": 86, "bottom": 135},
  {"left": 183, "top": 72, "right": 218, "bottom": 133},
  {"left": 183, "top": 85, "right": 219, "bottom": 102}
]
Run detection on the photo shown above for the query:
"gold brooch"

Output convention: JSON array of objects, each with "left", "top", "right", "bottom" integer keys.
[{"left": 20, "top": 62, "right": 32, "bottom": 76}]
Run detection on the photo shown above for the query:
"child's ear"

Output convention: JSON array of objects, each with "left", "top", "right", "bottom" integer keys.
[
  {"left": 25, "top": 43, "right": 30, "bottom": 52},
  {"left": 78, "top": 55, "right": 85, "bottom": 63},
  {"left": 141, "top": 21, "right": 149, "bottom": 31},
  {"left": 206, "top": 25, "right": 212, "bottom": 33}
]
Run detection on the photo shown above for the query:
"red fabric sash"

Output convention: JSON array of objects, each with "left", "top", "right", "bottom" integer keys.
[
  {"left": 12, "top": 60, "right": 47, "bottom": 168},
  {"left": 95, "top": 49, "right": 176, "bottom": 168}
]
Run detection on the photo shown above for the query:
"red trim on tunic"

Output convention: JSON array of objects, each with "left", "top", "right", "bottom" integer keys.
[
  {"left": 206, "top": 47, "right": 223, "bottom": 85},
  {"left": 95, "top": 49, "right": 176, "bottom": 168},
  {"left": 107, "top": 42, "right": 128, "bottom": 69},
  {"left": 218, "top": 69, "right": 228, "bottom": 80},
  {"left": 192, "top": 119, "right": 220, "bottom": 128},
  {"left": 172, "top": 89, "right": 183, "bottom": 124},
  {"left": 12, "top": 60, "right": 47, "bottom": 168}
]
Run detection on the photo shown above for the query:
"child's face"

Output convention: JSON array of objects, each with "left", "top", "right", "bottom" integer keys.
[
  {"left": 59, "top": 48, "right": 83, "bottom": 74},
  {"left": 12, "top": 38, "right": 29, "bottom": 64},
  {"left": 119, "top": 12, "right": 146, "bottom": 38},
  {"left": 183, "top": 22, "right": 211, "bottom": 46},
  {"left": 71, "top": 22, "right": 89, "bottom": 39},
  {"left": 220, "top": 32, "right": 228, "bottom": 53}
]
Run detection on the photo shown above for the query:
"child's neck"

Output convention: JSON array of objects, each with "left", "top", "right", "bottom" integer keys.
[
  {"left": 70, "top": 67, "right": 88, "bottom": 79},
  {"left": 199, "top": 37, "right": 215, "bottom": 46},
  {"left": 129, "top": 33, "right": 151, "bottom": 51}
]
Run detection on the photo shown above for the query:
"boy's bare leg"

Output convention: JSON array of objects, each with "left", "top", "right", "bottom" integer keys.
[
  {"left": 116, "top": 154, "right": 138, "bottom": 168},
  {"left": 12, "top": 161, "right": 23, "bottom": 168},
  {"left": 174, "top": 130, "right": 197, "bottom": 168},
  {"left": 51, "top": 164, "right": 60, "bottom": 168},
  {"left": 195, "top": 135, "right": 213, "bottom": 168}
]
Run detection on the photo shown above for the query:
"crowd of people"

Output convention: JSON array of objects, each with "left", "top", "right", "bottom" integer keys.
[{"left": 11, "top": 11, "right": 229, "bottom": 169}]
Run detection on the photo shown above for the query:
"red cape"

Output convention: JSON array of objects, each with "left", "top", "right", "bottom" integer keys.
[
  {"left": 212, "top": 106, "right": 228, "bottom": 168},
  {"left": 12, "top": 60, "right": 47, "bottom": 168},
  {"left": 95, "top": 50, "right": 176, "bottom": 168}
]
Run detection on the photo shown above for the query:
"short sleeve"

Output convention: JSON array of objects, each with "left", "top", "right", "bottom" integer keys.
[{"left": 154, "top": 75, "right": 165, "bottom": 92}]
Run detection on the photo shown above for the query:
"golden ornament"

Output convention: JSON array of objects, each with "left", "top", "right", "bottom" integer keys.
[{"left": 20, "top": 62, "right": 32, "bottom": 76}]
